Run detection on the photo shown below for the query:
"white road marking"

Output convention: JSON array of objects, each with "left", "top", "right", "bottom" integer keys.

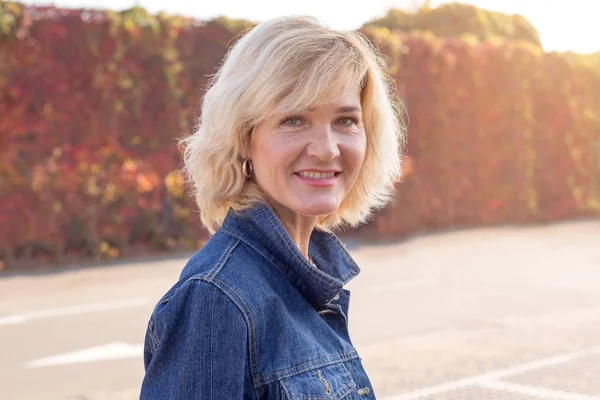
[
  {"left": 0, "top": 298, "right": 149, "bottom": 325},
  {"left": 382, "top": 346, "right": 600, "bottom": 400},
  {"left": 26, "top": 342, "right": 143, "bottom": 368},
  {"left": 0, "top": 315, "right": 27, "bottom": 324},
  {"left": 479, "top": 379, "right": 599, "bottom": 400}
]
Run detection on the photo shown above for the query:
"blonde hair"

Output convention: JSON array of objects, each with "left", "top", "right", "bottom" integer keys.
[{"left": 181, "top": 16, "right": 405, "bottom": 234}]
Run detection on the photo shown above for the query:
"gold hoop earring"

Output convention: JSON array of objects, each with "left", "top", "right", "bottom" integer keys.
[{"left": 242, "top": 159, "right": 253, "bottom": 178}]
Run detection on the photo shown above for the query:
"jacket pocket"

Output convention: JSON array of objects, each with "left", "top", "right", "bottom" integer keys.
[{"left": 279, "top": 361, "right": 357, "bottom": 400}]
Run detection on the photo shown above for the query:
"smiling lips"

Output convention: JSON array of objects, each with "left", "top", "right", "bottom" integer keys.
[
  {"left": 294, "top": 170, "right": 341, "bottom": 187},
  {"left": 296, "top": 171, "right": 337, "bottom": 179}
]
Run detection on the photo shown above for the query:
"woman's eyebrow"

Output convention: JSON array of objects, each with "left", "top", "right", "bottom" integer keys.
[
  {"left": 334, "top": 106, "right": 361, "bottom": 113},
  {"left": 303, "top": 105, "right": 362, "bottom": 113}
]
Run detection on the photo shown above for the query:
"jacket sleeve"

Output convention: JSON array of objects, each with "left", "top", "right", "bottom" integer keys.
[{"left": 140, "top": 278, "right": 254, "bottom": 399}]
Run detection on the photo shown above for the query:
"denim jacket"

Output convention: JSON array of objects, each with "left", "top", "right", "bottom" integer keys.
[{"left": 140, "top": 203, "right": 376, "bottom": 399}]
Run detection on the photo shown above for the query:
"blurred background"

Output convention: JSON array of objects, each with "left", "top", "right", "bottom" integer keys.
[{"left": 1, "top": 0, "right": 599, "bottom": 399}]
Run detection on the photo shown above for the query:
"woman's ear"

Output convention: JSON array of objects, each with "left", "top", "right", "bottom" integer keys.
[
  {"left": 240, "top": 144, "right": 251, "bottom": 160},
  {"left": 240, "top": 127, "right": 255, "bottom": 159}
]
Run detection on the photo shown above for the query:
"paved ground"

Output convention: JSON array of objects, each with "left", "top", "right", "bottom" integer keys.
[{"left": 1, "top": 219, "right": 599, "bottom": 399}]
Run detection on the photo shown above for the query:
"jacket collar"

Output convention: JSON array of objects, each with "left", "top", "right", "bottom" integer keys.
[{"left": 220, "top": 202, "right": 360, "bottom": 308}]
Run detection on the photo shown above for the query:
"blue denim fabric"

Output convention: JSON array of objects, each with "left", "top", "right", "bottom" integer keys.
[{"left": 141, "top": 202, "right": 376, "bottom": 399}]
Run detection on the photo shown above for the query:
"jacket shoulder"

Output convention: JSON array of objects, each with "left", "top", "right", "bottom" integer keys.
[
  {"left": 153, "top": 228, "right": 278, "bottom": 329},
  {"left": 147, "top": 231, "right": 244, "bottom": 318},
  {"left": 177, "top": 230, "right": 241, "bottom": 281}
]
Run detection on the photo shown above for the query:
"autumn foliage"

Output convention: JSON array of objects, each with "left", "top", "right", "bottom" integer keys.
[
  {"left": 360, "top": 27, "right": 600, "bottom": 236},
  {"left": 0, "top": 3, "right": 236, "bottom": 268},
  {"left": 363, "top": 3, "right": 541, "bottom": 47},
  {"left": 1, "top": 3, "right": 599, "bottom": 269}
]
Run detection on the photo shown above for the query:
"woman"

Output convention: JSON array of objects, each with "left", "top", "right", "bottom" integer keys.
[{"left": 141, "top": 15, "right": 403, "bottom": 399}]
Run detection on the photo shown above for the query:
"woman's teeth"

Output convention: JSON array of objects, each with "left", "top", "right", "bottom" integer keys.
[{"left": 297, "top": 171, "right": 336, "bottom": 179}]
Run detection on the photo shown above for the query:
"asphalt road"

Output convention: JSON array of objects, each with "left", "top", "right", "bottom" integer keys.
[{"left": 2, "top": 219, "right": 600, "bottom": 400}]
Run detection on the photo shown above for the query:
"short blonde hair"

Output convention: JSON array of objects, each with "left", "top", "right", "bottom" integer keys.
[{"left": 181, "top": 16, "right": 405, "bottom": 234}]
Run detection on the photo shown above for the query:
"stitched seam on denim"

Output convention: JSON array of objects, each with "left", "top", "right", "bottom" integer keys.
[
  {"left": 344, "top": 356, "right": 361, "bottom": 390},
  {"left": 262, "top": 351, "right": 357, "bottom": 382},
  {"left": 156, "top": 290, "right": 177, "bottom": 308},
  {"left": 261, "top": 206, "right": 341, "bottom": 291},
  {"left": 252, "top": 381, "right": 263, "bottom": 400},
  {"left": 154, "top": 238, "right": 240, "bottom": 308},
  {"left": 293, "top": 379, "right": 355, "bottom": 400},
  {"left": 154, "top": 270, "right": 214, "bottom": 308},
  {"left": 281, "top": 362, "right": 357, "bottom": 400},
  {"left": 332, "top": 368, "right": 356, "bottom": 398},
  {"left": 228, "top": 204, "right": 356, "bottom": 286},
  {"left": 281, "top": 380, "right": 293, "bottom": 400},
  {"left": 220, "top": 227, "right": 309, "bottom": 297},
  {"left": 206, "top": 239, "right": 234, "bottom": 281},
  {"left": 326, "top": 233, "right": 360, "bottom": 281},
  {"left": 205, "top": 238, "right": 240, "bottom": 282},
  {"left": 207, "top": 277, "right": 263, "bottom": 390},
  {"left": 285, "top": 374, "right": 297, "bottom": 400},
  {"left": 312, "top": 229, "right": 359, "bottom": 283},
  {"left": 346, "top": 358, "right": 374, "bottom": 398},
  {"left": 209, "top": 284, "right": 217, "bottom": 400},
  {"left": 341, "top": 270, "right": 354, "bottom": 281},
  {"left": 340, "top": 262, "right": 359, "bottom": 281},
  {"left": 153, "top": 275, "right": 258, "bottom": 389},
  {"left": 260, "top": 350, "right": 359, "bottom": 385},
  {"left": 269, "top": 350, "right": 357, "bottom": 377}
]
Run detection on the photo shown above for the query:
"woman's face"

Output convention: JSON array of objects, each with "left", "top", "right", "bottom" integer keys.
[{"left": 249, "top": 83, "right": 367, "bottom": 224}]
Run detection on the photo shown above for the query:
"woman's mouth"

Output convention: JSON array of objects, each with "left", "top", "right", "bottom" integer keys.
[
  {"left": 295, "top": 171, "right": 338, "bottom": 179},
  {"left": 293, "top": 171, "right": 341, "bottom": 187}
]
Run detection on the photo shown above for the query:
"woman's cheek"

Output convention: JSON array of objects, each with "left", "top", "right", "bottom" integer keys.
[{"left": 347, "top": 133, "right": 367, "bottom": 163}]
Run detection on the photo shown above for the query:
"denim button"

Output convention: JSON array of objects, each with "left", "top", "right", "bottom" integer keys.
[{"left": 357, "top": 386, "right": 371, "bottom": 395}]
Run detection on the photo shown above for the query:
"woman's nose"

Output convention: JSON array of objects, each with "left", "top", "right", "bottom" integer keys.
[{"left": 306, "top": 126, "right": 341, "bottom": 161}]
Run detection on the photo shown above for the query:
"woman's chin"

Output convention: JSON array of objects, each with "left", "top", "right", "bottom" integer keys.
[{"left": 294, "top": 200, "right": 340, "bottom": 217}]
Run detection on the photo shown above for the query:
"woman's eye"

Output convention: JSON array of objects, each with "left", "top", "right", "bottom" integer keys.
[
  {"left": 281, "top": 116, "right": 304, "bottom": 126},
  {"left": 336, "top": 117, "right": 359, "bottom": 126}
]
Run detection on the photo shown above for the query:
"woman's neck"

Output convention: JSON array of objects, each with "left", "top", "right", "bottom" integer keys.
[{"left": 268, "top": 203, "right": 317, "bottom": 260}]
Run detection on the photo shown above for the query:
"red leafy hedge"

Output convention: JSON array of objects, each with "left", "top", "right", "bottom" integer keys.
[
  {"left": 365, "top": 28, "right": 600, "bottom": 236},
  {"left": 0, "top": 4, "right": 598, "bottom": 269}
]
